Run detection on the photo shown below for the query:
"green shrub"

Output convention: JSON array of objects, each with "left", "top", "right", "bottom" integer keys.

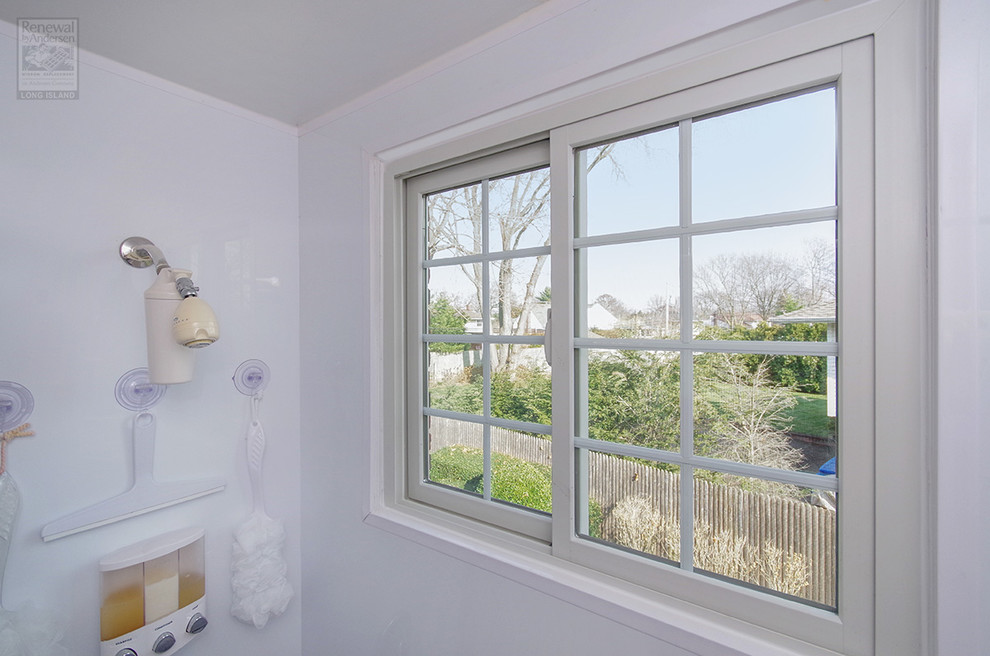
[
  {"left": 428, "top": 295, "right": 467, "bottom": 353},
  {"left": 696, "top": 323, "right": 828, "bottom": 394},
  {"left": 429, "top": 382, "right": 482, "bottom": 414},
  {"left": 491, "top": 366, "right": 552, "bottom": 426},
  {"left": 490, "top": 453, "right": 552, "bottom": 512}
]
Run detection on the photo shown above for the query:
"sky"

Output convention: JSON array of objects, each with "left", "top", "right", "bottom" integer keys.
[
  {"left": 427, "top": 86, "right": 837, "bottom": 318},
  {"left": 583, "top": 87, "right": 836, "bottom": 312}
]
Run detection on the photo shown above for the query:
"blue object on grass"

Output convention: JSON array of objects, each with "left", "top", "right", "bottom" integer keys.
[{"left": 818, "top": 457, "right": 836, "bottom": 476}]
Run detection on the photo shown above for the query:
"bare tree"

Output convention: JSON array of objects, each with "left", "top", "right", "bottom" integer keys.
[
  {"left": 695, "top": 253, "right": 750, "bottom": 326},
  {"left": 696, "top": 353, "right": 804, "bottom": 475},
  {"left": 426, "top": 169, "right": 550, "bottom": 369},
  {"left": 695, "top": 252, "right": 802, "bottom": 325},
  {"left": 800, "top": 237, "right": 836, "bottom": 306},
  {"left": 427, "top": 145, "right": 615, "bottom": 370},
  {"left": 426, "top": 184, "right": 484, "bottom": 314},
  {"left": 738, "top": 253, "right": 800, "bottom": 320}
]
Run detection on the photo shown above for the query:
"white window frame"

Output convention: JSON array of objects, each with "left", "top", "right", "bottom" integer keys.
[
  {"left": 405, "top": 141, "right": 553, "bottom": 541},
  {"left": 371, "top": 2, "right": 933, "bottom": 654},
  {"left": 547, "top": 44, "right": 871, "bottom": 652}
]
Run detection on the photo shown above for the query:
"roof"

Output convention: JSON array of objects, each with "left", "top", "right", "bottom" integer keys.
[{"left": 769, "top": 300, "right": 836, "bottom": 324}]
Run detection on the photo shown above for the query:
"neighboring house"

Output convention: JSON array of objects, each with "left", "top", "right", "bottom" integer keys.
[
  {"left": 741, "top": 313, "right": 765, "bottom": 329},
  {"left": 463, "top": 313, "right": 483, "bottom": 335},
  {"left": 770, "top": 300, "right": 837, "bottom": 417},
  {"left": 586, "top": 301, "right": 619, "bottom": 332},
  {"left": 517, "top": 302, "right": 550, "bottom": 335},
  {"left": 701, "top": 312, "right": 764, "bottom": 331},
  {"left": 770, "top": 300, "right": 836, "bottom": 325},
  {"left": 463, "top": 304, "right": 550, "bottom": 336}
]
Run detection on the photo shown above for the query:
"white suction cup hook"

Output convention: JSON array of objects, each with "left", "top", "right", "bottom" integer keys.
[
  {"left": 0, "top": 381, "right": 34, "bottom": 431},
  {"left": 115, "top": 368, "right": 167, "bottom": 411},
  {"left": 233, "top": 360, "right": 270, "bottom": 396}
]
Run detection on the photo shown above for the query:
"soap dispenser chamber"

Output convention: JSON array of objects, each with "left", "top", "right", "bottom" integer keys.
[{"left": 100, "top": 527, "right": 208, "bottom": 656}]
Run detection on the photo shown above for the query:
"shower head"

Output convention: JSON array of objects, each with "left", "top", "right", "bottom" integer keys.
[
  {"left": 173, "top": 296, "right": 220, "bottom": 348},
  {"left": 120, "top": 237, "right": 220, "bottom": 384}
]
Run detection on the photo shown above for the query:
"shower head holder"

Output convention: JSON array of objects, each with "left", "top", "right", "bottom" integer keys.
[
  {"left": 115, "top": 368, "right": 166, "bottom": 411},
  {"left": 233, "top": 360, "right": 270, "bottom": 396},
  {"left": 0, "top": 381, "right": 34, "bottom": 432},
  {"left": 120, "top": 236, "right": 171, "bottom": 273}
]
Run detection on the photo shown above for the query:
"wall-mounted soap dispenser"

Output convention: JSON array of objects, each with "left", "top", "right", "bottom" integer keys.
[{"left": 100, "top": 527, "right": 208, "bottom": 656}]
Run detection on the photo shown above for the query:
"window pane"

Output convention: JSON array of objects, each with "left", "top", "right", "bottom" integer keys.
[
  {"left": 581, "top": 126, "right": 679, "bottom": 237},
  {"left": 490, "top": 426, "right": 552, "bottom": 514},
  {"left": 693, "top": 353, "right": 836, "bottom": 474},
  {"left": 692, "top": 88, "right": 836, "bottom": 222},
  {"left": 427, "top": 264, "right": 482, "bottom": 332},
  {"left": 584, "top": 349, "right": 681, "bottom": 452},
  {"left": 489, "top": 257, "right": 550, "bottom": 336},
  {"left": 693, "top": 222, "right": 835, "bottom": 333},
  {"left": 490, "top": 347, "right": 551, "bottom": 425},
  {"left": 426, "top": 182, "right": 483, "bottom": 259},
  {"left": 580, "top": 449, "right": 681, "bottom": 565},
  {"left": 488, "top": 167, "right": 551, "bottom": 252},
  {"left": 427, "top": 344, "right": 482, "bottom": 416},
  {"left": 582, "top": 240, "right": 679, "bottom": 339},
  {"left": 427, "top": 416, "right": 483, "bottom": 495},
  {"left": 427, "top": 417, "right": 552, "bottom": 514},
  {"left": 692, "top": 468, "right": 836, "bottom": 608},
  {"left": 427, "top": 292, "right": 471, "bottom": 337}
]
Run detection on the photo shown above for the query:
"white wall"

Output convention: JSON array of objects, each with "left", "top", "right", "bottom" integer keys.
[
  {"left": 0, "top": 1, "right": 980, "bottom": 654},
  {"left": 0, "top": 22, "right": 301, "bottom": 656},
  {"left": 936, "top": 0, "right": 990, "bottom": 653}
]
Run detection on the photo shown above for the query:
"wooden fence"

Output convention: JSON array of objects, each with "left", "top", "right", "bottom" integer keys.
[
  {"left": 429, "top": 417, "right": 836, "bottom": 607},
  {"left": 430, "top": 417, "right": 553, "bottom": 465}
]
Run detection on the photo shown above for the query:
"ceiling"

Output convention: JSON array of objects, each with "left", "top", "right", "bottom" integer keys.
[{"left": 0, "top": 0, "right": 549, "bottom": 125}]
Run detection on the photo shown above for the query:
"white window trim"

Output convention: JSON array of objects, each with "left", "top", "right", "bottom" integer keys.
[
  {"left": 369, "top": 1, "right": 934, "bottom": 654},
  {"left": 547, "top": 44, "right": 871, "bottom": 653},
  {"left": 404, "top": 141, "right": 553, "bottom": 541}
]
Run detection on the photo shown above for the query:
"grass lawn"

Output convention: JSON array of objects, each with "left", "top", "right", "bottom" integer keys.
[
  {"left": 429, "top": 446, "right": 552, "bottom": 513},
  {"left": 785, "top": 392, "right": 835, "bottom": 438},
  {"left": 697, "top": 381, "right": 835, "bottom": 439},
  {"left": 429, "top": 445, "right": 607, "bottom": 536}
]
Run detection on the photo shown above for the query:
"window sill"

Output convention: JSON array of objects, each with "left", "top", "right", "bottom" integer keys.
[{"left": 364, "top": 499, "right": 843, "bottom": 656}]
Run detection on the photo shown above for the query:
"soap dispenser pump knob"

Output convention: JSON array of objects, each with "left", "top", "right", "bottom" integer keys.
[
  {"left": 152, "top": 631, "right": 176, "bottom": 653},
  {"left": 186, "top": 612, "right": 208, "bottom": 634}
]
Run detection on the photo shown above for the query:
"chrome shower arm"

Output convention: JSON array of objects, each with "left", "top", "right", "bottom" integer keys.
[
  {"left": 120, "top": 236, "right": 202, "bottom": 295},
  {"left": 120, "top": 237, "right": 171, "bottom": 273}
]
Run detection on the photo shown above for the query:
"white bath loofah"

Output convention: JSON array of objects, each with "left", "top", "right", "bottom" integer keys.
[{"left": 230, "top": 513, "right": 293, "bottom": 628}]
